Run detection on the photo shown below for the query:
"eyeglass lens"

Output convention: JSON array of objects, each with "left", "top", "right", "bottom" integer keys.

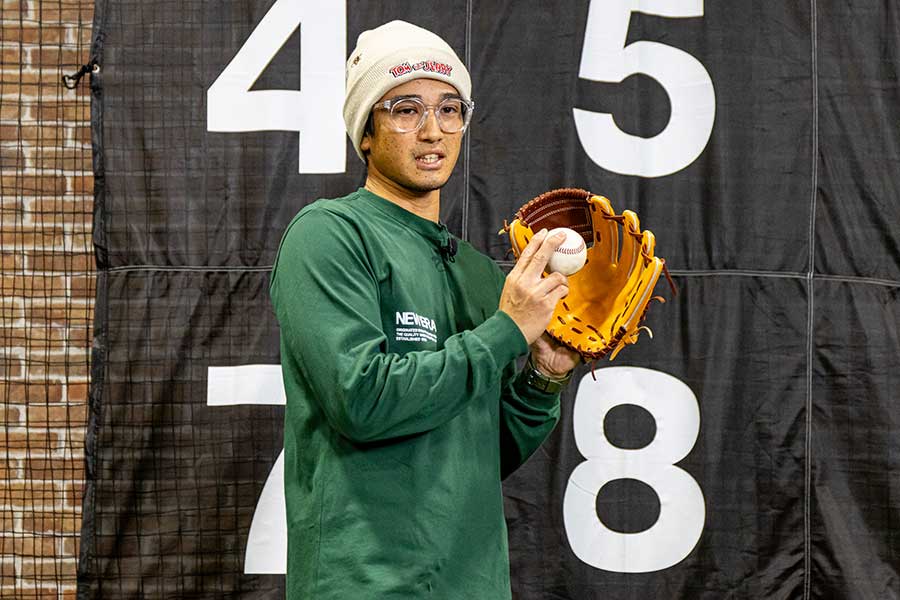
[{"left": 389, "top": 98, "right": 468, "bottom": 133}]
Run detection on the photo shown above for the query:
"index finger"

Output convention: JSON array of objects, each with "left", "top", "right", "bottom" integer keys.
[
  {"left": 522, "top": 229, "right": 566, "bottom": 278},
  {"left": 511, "top": 228, "right": 548, "bottom": 273}
]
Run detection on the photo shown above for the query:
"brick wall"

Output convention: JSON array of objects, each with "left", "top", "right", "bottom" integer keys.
[{"left": 1, "top": 0, "right": 94, "bottom": 598}]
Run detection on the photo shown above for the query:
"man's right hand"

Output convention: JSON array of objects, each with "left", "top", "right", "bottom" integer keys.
[{"left": 499, "top": 229, "right": 570, "bottom": 345}]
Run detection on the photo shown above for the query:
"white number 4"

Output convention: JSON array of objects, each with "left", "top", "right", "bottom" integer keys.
[{"left": 207, "top": 0, "right": 346, "bottom": 174}]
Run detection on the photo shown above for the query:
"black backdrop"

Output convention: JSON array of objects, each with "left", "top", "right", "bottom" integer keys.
[{"left": 78, "top": 1, "right": 900, "bottom": 598}]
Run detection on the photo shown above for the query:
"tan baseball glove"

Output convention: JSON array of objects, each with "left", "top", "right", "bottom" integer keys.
[{"left": 502, "top": 188, "right": 674, "bottom": 363}]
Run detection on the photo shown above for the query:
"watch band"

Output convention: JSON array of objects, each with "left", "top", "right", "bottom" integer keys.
[{"left": 523, "top": 356, "right": 573, "bottom": 394}]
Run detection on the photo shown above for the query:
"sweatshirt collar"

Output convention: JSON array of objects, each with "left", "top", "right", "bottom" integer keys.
[{"left": 357, "top": 187, "right": 453, "bottom": 248}]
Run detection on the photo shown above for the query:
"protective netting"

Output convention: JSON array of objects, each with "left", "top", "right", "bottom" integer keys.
[
  {"left": 0, "top": 1, "right": 94, "bottom": 597},
  {"left": 63, "top": 0, "right": 900, "bottom": 597}
]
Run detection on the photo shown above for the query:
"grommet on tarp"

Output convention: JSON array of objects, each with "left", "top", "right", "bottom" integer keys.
[{"left": 62, "top": 59, "right": 100, "bottom": 89}]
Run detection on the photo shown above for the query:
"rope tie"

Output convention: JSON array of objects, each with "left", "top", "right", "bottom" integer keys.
[{"left": 62, "top": 59, "right": 99, "bottom": 89}]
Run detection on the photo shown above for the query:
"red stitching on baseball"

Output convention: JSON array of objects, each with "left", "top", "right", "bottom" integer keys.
[{"left": 555, "top": 241, "right": 586, "bottom": 255}]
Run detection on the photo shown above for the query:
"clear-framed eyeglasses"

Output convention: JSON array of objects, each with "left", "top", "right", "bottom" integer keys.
[{"left": 372, "top": 95, "right": 475, "bottom": 134}]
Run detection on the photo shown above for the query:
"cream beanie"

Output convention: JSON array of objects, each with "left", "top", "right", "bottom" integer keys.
[{"left": 343, "top": 20, "right": 472, "bottom": 162}]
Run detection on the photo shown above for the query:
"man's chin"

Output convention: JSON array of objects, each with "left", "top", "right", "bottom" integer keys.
[{"left": 404, "top": 174, "right": 450, "bottom": 194}]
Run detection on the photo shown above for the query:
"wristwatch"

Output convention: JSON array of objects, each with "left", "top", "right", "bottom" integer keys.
[{"left": 523, "top": 355, "right": 573, "bottom": 394}]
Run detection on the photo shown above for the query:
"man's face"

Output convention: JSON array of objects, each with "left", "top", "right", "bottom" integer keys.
[{"left": 361, "top": 78, "right": 464, "bottom": 195}]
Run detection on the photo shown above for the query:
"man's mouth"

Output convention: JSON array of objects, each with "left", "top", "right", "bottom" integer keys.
[{"left": 415, "top": 152, "right": 445, "bottom": 169}]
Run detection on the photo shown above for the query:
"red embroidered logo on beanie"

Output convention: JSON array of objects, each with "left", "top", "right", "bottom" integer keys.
[{"left": 389, "top": 60, "right": 453, "bottom": 78}]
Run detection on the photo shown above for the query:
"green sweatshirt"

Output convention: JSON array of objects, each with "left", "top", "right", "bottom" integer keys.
[{"left": 269, "top": 188, "right": 560, "bottom": 599}]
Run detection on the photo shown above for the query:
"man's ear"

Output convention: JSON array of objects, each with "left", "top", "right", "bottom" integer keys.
[{"left": 360, "top": 133, "right": 371, "bottom": 153}]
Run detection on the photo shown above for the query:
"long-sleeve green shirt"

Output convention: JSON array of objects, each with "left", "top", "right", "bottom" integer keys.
[{"left": 269, "top": 188, "right": 560, "bottom": 599}]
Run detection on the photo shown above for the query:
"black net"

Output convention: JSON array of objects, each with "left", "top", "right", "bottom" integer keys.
[
  {"left": 71, "top": 0, "right": 900, "bottom": 598},
  {"left": 0, "top": 0, "right": 94, "bottom": 597}
]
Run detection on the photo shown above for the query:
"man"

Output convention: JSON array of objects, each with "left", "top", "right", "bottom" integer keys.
[{"left": 269, "top": 20, "right": 579, "bottom": 599}]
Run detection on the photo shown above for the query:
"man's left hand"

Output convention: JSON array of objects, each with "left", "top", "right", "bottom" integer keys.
[{"left": 529, "top": 332, "right": 580, "bottom": 379}]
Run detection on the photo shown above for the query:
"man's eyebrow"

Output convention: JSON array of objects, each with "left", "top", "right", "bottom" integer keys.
[
  {"left": 385, "top": 94, "right": 421, "bottom": 102},
  {"left": 385, "top": 93, "right": 463, "bottom": 102}
]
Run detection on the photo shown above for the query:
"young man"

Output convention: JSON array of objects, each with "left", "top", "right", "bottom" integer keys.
[{"left": 269, "top": 20, "right": 579, "bottom": 599}]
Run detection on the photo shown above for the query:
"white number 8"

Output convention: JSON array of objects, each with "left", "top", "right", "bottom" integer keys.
[{"left": 563, "top": 367, "right": 705, "bottom": 573}]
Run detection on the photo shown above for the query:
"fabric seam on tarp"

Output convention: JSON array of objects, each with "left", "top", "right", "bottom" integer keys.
[{"left": 804, "top": 1, "right": 819, "bottom": 598}]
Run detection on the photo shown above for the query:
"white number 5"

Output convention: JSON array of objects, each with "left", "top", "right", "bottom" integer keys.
[{"left": 574, "top": 0, "right": 715, "bottom": 177}]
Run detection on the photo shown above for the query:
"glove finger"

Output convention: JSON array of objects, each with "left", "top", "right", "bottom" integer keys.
[
  {"left": 617, "top": 211, "right": 643, "bottom": 284},
  {"left": 619, "top": 231, "right": 663, "bottom": 332},
  {"left": 586, "top": 195, "right": 618, "bottom": 266},
  {"left": 508, "top": 219, "right": 535, "bottom": 259}
]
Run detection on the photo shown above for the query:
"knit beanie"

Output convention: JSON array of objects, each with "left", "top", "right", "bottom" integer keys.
[{"left": 343, "top": 20, "right": 472, "bottom": 162}]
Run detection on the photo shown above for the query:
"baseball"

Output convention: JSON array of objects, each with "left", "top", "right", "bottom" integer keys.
[{"left": 546, "top": 227, "right": 587, "bottom": 276}]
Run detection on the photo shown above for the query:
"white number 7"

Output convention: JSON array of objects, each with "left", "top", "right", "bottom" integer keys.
[
  {"left": 207, "top": 0, "right": 346, "bottom": 174},
  {"left": 207, "top": 365, "right": 287, "bottom": 574},
  {"left": 574, "top": 0, "right": 716, "bottom": 177}
]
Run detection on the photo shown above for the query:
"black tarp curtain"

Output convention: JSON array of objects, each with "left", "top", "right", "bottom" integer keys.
[{"left": 78, "top": 1, "right": 900, "bottom": 598}]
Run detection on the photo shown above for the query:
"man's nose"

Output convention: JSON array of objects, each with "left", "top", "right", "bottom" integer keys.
[{"left": 418, "top": 109, "right": 443, "bottom": 141}]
